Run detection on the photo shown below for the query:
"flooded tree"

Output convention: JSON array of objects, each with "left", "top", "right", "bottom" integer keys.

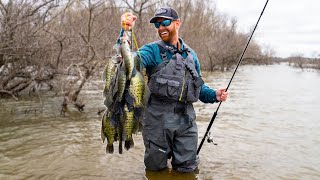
[
  {"left": 287, "top": 54, "right": 320, "bottom": 70},
  {"left": 289, "top": 54, "right": 305, "bottom": 70},
  {"left": 47, "top": 0, "right": 122, "bottom": 114},
  {"left": 0, "top": 0, "right": 272, "bottom": 112},
  {"left": 0, "top": 0, "right": 60, "bottom": 99}
]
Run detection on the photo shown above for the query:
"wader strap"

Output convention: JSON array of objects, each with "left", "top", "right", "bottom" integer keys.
[
  {"left": 147, "top": 40, "right": 195, "bottom": 77},
  {"left": 146, "top": 41, "right": 170, "bottom": 77},
  {"left": 176, "top": 54, "right": 183, "bottom": 70},
  {"left": 156, "top": 40, "right": 176, "bottom": 54}
]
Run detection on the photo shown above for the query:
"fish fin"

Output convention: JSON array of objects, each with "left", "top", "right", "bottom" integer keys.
[
  {"left": 110, "top": 113, "right": 119, "bottom": 127},
  {"left": 113, "top": 99, "right": 126, "bottom": 115},
  {"left": 101, "top": 111, "right": 107, "bottom": 142},
  {"left": 106, "top": 144, "right": 114, "bottom": 154},
  {"left": 132, "top": 119, "right": 140, "bottom": 134},
  {"left": 102, "top": 85, "right": 108, "bottom": 98},
  {"left": 133, "top": 108, "right": 143, "bottom": 120},
  {"left": 104, "top": 94, "right": 113, "bottom": 108},
  {"left": 124, "top": 139, "right": 134, "bottom": 150},
  {"left": 118, "top": 103, "right": 124, "bottom": 115},
  {"left": 112, "top": 101, "right": 120, "bottom": 114},
  {"left": 131, "top": 67, "right": 137, "bottom": 77},
  {"left": 138, "top": 121, "right": 143, "bottom": 132},
  {"left": 101, "top": 128, "right": 106, "bottom": 143},
  {"left": 101, "top": 131, "right": 106, "bottom": 143},
  {"left": 127, "top": 104, "right": 134, "bottom": 112},
  {"left": 125, "top": 91, "right": 134, "bottom": 108},
  {"left": 135, "top": 114, "right": 144, "bottom": 133},
  {"left": 111, "top": 76, "right": 118, "bottom": 97},
  {"left": 143, "top": 83, "right": 150, "bottom": 106}
]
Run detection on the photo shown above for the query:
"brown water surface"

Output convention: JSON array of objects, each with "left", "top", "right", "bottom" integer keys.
[{"left": 1, "top": 64, "right": 319, "bottom": 179}]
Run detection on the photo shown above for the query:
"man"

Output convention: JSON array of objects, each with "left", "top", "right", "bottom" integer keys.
[{"left": 119, "top": 7, "right": 228, "bottom": 172}]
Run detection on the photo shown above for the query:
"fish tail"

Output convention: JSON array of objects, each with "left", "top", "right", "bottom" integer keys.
[
  {"left": 134, "top": 108, "right": 143, "bottom": 120},
  {"left": 131, "top": 67, "right": 137, "bottom": 77},
  {"left": 119, "top": 140, "right": 123, "bottom": 154},
  {"left": 101, "top": 111, "right": 107, "bottom": 143},
  {"left": 125, "top": 91, "right": 135, "bottom": 108},
  {"left": 124, "top": 139, "right": 134, "bottom": 150},
  {"left": 138, "top": 121, "right": 143, "bottom": 132},
  {"left": 101, "top": 128, "right": 106, "bottom": 143},
  {"left": 106, "top": 144, "right": 114, "bottom": 154},
  {"left": 132, "top": 118, "right": 142, "bottom": 133},
  {"left": 102, "top": 86, "right": 108, "bottom": 97}
]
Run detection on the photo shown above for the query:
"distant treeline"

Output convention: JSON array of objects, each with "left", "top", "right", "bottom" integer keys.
[
  {"left": 273, "top": 56, "right": 320, "bottom": 70},
  {"left": 0, "top": 0, "right": 273, "bottom": 111}
]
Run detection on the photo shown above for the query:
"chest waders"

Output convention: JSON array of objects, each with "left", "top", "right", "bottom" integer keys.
[{"left": 142, "top": 40, "right": 203, "bottom": 172}]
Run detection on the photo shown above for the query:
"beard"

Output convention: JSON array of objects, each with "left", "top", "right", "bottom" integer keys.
[{"left": 158, "top": 25, "right": 177, "bottom": 43}]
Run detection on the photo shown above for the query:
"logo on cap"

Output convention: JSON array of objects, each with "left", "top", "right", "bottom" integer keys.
[{"left": 156, "top": 8, "right": 167, "bottom": 15}]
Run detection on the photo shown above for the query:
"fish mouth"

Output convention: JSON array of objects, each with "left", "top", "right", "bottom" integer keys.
[{"left": 112, "top": 54, "right": 122, "bottom": 64}]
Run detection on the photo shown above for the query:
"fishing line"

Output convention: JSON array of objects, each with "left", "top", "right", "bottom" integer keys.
[
  {"left": 132, "top": 30, "right": 143, "bottom": 64},
  {"left": 197, "top": 0, "right": 270, "bottom": 155},
  {"left": 123, "top": 12, "right": 142, "bottom": 67}
]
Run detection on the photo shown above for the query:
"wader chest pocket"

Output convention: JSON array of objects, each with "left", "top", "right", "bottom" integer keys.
[
  {"left": 186, "top": 77, "right": 204, "bottom": 102},
  {"left": 167, "top": 80, "right": 180, "bottom": 97},
  {"left": 156, "top": 77, "right": 167, "bottom": 84},
  {"left": 151, "top": 77, "right": 180, "bottom": 99}
]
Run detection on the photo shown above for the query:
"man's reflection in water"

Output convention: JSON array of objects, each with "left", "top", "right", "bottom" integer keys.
[{"left": 145, "top": 168, "right": 199, "bottom": 180}]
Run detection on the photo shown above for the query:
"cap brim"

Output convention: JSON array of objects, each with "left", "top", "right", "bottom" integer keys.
[{"left": 149, "top": 16, "right": 175, "bottom": 23}]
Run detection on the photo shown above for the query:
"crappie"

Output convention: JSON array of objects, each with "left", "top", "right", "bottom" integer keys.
[
  {"left": 129, "top": 71, "right": 146, "bottom": 108},
  {"left": 102, "top": 57, "right": 117, "bottom": 85},
  {"left": 115, "top": 63, "right": 127, "bottom": 102},
  {"left": 102, "top": 57, "right": 117, "bottom": 98},
  {"left": 120, "top": 35, "right": 135, "bottom": 79},
  {"left": 101, "top": 110, "right": 116, "bottom": 154},
  {"left": 124, "top": 104, "right": 135, "bottom": 150}
]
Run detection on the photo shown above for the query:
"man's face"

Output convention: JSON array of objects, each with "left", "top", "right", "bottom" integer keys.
[{"left": 155, "top": 18, "right": 180, "bottom": 43}]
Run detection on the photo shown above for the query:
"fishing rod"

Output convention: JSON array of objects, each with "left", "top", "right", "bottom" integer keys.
[{"left": 197, "top": 0, "right": 269, "bottom": 155}]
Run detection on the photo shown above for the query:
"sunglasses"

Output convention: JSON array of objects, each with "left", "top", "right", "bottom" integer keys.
[{"left": 154, "top": 19, "right": 173, "bottom": 28}]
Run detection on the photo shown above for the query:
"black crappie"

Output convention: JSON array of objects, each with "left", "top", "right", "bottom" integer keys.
[
  {"left": 101, "top": 30, "right": 149, "bottom": 155},
  {"left": 120, "top": 34, "right": 135, "bottom": 80},
  {"left": 102, "top": 57, "right": 117, "bottom": 89},
  {"left": 102, "top": 57, "right": 117, "bottom": 98},
  {"left": 101, "top": 110, "right": 116, "bottom": 154},
  {"left": 129, "top": 71, "right": 146, "bottom": 108},
  {"left": 123, "top": 103, "right": 135, "bottom": 150},
  {"left": 115, "top": 63, "right": 127, "bottom": 102},
  {"left": 103, "top": 57, "right": 120, "bottom": 109}
]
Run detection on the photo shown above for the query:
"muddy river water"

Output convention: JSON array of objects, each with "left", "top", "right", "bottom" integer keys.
[{"left": 1, "top": 64, "right": 319, "bottom": 179}]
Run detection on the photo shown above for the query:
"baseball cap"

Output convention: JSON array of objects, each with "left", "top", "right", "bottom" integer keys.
[{"left": 149, "top": 7, "right": 179, "bottom": 23}]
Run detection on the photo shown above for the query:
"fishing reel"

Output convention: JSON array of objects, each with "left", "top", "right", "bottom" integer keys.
[{"left": 207, "top": 131, "right": 218, "bottom": 145}]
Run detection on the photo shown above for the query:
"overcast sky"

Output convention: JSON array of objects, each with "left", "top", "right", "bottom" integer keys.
[{"left": 214, "top": 0, "right": 319, "bottom": 58}]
